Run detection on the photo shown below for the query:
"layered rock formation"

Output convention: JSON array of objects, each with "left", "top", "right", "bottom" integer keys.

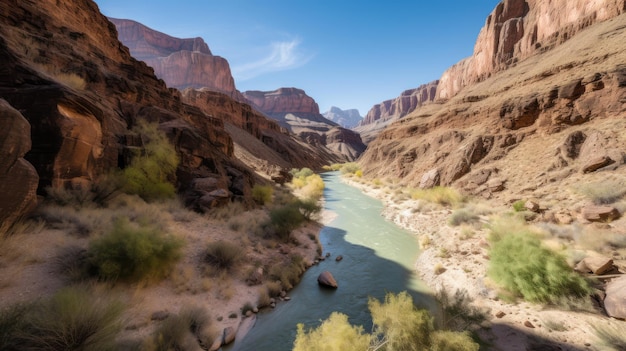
[
  {"left": 361, "top": 80, "right": 439, "bottom": 126},
  {"left": 359, "top": 8, "right": 626, "bottom": 201},
  {"left": 0, "top": 0, "right": 256, "bottom": 212},
  {"left": 322, "top": 106, "right": 363, "bottom": 128},
  {"left": 110, "top": 18, "right": 244, "bottom": 101},
  {"left": 244, "top": 88, "right": 366, "bottom": 161},
  {"left": 436, "top": 0, "right": 626, "bottom": 99}
]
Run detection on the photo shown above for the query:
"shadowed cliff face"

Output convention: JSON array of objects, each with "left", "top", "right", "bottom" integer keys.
[
  {"left": 359, "top": 8, "right": 626, "bottom": 201},
  {"left": 0, "top": 0, "right": 258, "bottom": 215},
  {"left": 110, "top": 18, "right": 243, "bottom": 101}
]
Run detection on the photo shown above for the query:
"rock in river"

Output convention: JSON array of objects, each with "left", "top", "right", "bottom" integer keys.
[{"left": 317, "top": 271, "right": 338, "bottom": 288}]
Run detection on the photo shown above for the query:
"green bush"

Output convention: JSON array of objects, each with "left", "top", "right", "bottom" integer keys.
[
  {"left": 512, "top": 200, "right": 526, "bottom": 212},
  {"left": 269, "top": 203, "right": 306, "bottom": 240},
  {"left": 410, "top": 186, "right": 464, "bottom": 207},
  {"left": 121, "top": 121, "right": 179, "bottom": 202},
  {"left": 204, "top": 241, "right": 243, "bottom": 271},
  {"left": 295, "top": 198, "right": 322, "bottom": 220},
  {"left": 488, "top": 221, "right": 591, "bottom": 303},
  {"left": 252, "top": 184, "right": 274, "bottom": 206},
  {"left": 87, "top": 218, "right": 183, "bottom": 282},
  {"left": 430, "top": 331, "right": 479, "bottom": 351},
  {"left": 0, "top": 286, "right": 124, "bottom": 351},
  {"left": 290, "top": 167, "right": 315, "bottom": 179},
  {"left": 340, "top": 162, "right": 361, "bottom": 175}
]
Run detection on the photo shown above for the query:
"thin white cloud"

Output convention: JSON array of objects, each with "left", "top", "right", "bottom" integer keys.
[{"left": 232, "top": 38, "right": 313, "bottom": 81}]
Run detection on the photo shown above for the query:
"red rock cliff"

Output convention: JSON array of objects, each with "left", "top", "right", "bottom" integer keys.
[
  {"left": 436, "top": 0, "right": 626, "bottom": 99},
  {"left": 361, "top": 80, "right": 439, "bottom": 126},
  {"left": 243, "top": 88, "right": 320, "bottom": 116},
  {"left": 110, "top": 18, "right": 242, "bottom": 100}
]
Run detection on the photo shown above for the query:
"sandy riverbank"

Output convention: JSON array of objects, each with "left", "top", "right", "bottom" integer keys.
[{"left": 341, "top": 176, "right": 620, "bottom": 351}]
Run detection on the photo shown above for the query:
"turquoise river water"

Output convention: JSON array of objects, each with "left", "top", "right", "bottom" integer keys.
[{"left": 232, "top": 172, "right": 434, "bottom": 350}]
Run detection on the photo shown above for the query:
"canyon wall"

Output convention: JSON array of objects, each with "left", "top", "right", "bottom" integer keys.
[
  {"left": 436, "top": 0, "right": 626, "bottom": 99},
  {"left": 361, "top": 80, "right": 439, "bottom": 126},
  {"left": 110, "top": 18, "right": 243, "bottom": 100}
]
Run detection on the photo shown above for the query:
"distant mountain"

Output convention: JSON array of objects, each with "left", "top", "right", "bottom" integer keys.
[{"left": 322, "top": 107, "right": 363, "bottom": 128}]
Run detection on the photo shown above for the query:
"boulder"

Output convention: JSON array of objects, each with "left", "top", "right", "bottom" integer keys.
[
  {"left": 582, "top": 156, "right": 614, "bottom": 173},
  {"left": 581, "top": 206, "right": 620, "bottom": 222},
  {"left": 317, "top": 271, "right": 338, "bottom": 288},
  {"left": 0, "top": 99, "right": 39, "bottom": 233},
  {"left": 575, "top": 257, "right": 614, "bottom": 275},
  {"left": 525, "top": 200, "right": 540, "bottom": 213},
  {"left": 419, "top": 168, "right": 440, "bottom": 189},
  {"left": 604, "top": 275, "right": 626, "bottom": 319}
]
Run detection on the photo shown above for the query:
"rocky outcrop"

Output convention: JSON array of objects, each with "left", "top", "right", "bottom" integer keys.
[
  {"left": 0, "top": 0, "right": 257, "bottom": 209},
  {"left": 244, "top": 88, "right": 320, "bottom": 117},
  {"left": 604, "top": 275, "right": 626, "bottom": 319},
  {"left": 0, "top": 99, "right": 39, "bottom": 232},
  {"left": 110, "top": 18, "right": 243, "bottom": 100},
  {"left": 244, "top": 88, "right": 366, "bottom": 161},
  {"left": 322, "top": 106, "right": 363, "bottom": 128},
  {"left": 361, "top": 80, "right": 439, "bottom": 126},
  {"left": 436, "top": 0, "right": 626, "bottom": 99}
]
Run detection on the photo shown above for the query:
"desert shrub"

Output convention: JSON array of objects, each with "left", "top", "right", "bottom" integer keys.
[
  {"left": 252, "top": 184, "right": 274, "bottom": 206},
  {"left": 258, "top": 287, "right": 271, "bottom": 307},
  {"left": 290, "top": 167, "right": 314, "bottom": 179},
  {"left": 87, "top": 218, "right": 183, "bottom": 282},
  {"left": 410, "top": 186, "right": 464, "bottom": 207},
  {"left": 340, "top": 162, "right": 361, "bottom": 175},
  {"left": 430, "top": 331, "right": 479, "bottom": 351},
  {"left": 268, "top": 255, "right": 306, "bottom": 290},
  {"left": 449, "top": 209, "right": 479, "bottom": 226},
  {"left": 512, "top": 200, "right": 526, "bottom": 212},
  {"left": 0, "top": 304, "right": 28, "bottom": 350},
  {"left": 269, "top": 203, "right": 306, "bottom": 240},
  {"left": 488, "top": 220, "right": 591, "bottom": 303},
  {"left": 206, "top": 201, "right": 246, "bottom": 222},
  {"left": 369, "top": 291, "right": 434, "bottom": 351},
  {"left": 295, "top": 198, "right": 322, "bottom": 220},
  {"left": 204, "top": 241, "right": 243, "bottom": 271},
  {"left": 265, "top": 280, "right": 283, "bottom": 297},
  {"left": 146, "top": 306, "right": 213, "bottom": 351},
  {"left": 241, "top": 302, "right": 255, "bottom": 315},
  {"left": 355, "top": 169, "right": 363, "bottom": 178},
  {"left": 577, "top": 179, "right": 626, "bottom": 205},
  {"left": 1, "top": 286, "right": 124, "bottom": 351},
  {"left": 293, "top": 291, "right": 479, "bottom": 351},
  {"left": 121, "top": 121, "right": 179, "bottom": 202},
  {"left": 293, "top": 312, "right": 371, "bottom": 351},
  {"left": 300, "top": 174, "right": 325, "bottom": 200}
]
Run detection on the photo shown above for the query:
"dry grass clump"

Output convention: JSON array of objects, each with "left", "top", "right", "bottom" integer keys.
[
  {"left": 204, "top": 241, "right": 243, "bottom": 271},
  {"left": 252, "top": 184, "right": 274, "bottom": 206},
  {"left": 593, "top": 322, "right": 626, "bottom": 351},
  {"left": 0, "top": 285, "right": 124, "bottom": 351},
  {"left": 144, "top": 305, "right": 215, "bottom": 351},
  {"left": 576, "top": 179, "right": 626, "bottom": 205},
  {"left": 410, "top": 186, "right": 465, "bottom": 207},
  {"left": 449, "top": 209, "right": 480, "bottom": 227},
  {"left": 268, "top": 254, "right": 307, "bottom": 291}
]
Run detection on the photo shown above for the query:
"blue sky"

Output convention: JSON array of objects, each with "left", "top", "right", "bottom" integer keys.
[{"left": 95, "top": 1, "right": 501, "bottom": 116}]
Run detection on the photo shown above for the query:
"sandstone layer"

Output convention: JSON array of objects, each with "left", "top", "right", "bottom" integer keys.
[
  {"left": 110, "top": 18, "right": 244, "bottom": 101},
  {"left": 361, "top": 80, "right": 439, "bottom": 126}
]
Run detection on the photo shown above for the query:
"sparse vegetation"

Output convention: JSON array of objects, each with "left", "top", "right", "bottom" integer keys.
[
  {"left": 289, "top": 167, "right": 325, "bottom": 200},
  {"left": 252, "top": 184, "right": 274, "bottom": 206},
  {"left": 488, "top": 218, "right": 591, "bottom": 304},
  {"left": 87, "top": 218, "right": 183, "bottom": 282},
  {"left": 449, "top": 209, "right": 479, "bottom": 226},
  {"left": 121, "top": 121, "right": 179, "bottom": 202},
  {"left": 0, "top": 286, "right": 124, "bottom": 351},
  {"left": 410, "top": 186, "right": 464, "bottom": 207},
  {"left": 293, "top": 291, "right": 479, "bottom": 351},
  {"left": 577, "top": 179, "right": 626, "bottom": 205},
  {"left": 435, "top": 289, "right": 487, "bottom": 331},
  {"left": 593, "top": 323, "right": 626, "bottom": 351},
  {"left": 512, "top": 200, "right": 526, "bottom": 212},
  {"left": 145, "top": 306, "right": 214, "bottom": 351},
  {"left": 204, "top": 241, "right": 243, "bottom": 271}
]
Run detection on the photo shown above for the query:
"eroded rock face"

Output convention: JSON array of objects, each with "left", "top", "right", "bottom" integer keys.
[
  {"left": 244, "top": 88, "right": 320, "bottom": 116},
  {"left": 0, "top": 0, "right": 255, "bottom": 209},
  {"left": 110, "top": 18, "right": 242, "bottom": 100},
  {"left": 361, "top": 80, "right": 439, "bottom": 126},
  {"left": 436, "top": 0, "right": 626, "bottom": 99},
  {"left": 0, "top": 99, "right": 39, "bottom": 232},
  {"left": 322, "top": 106, "right": 363, "bottom": 128}
]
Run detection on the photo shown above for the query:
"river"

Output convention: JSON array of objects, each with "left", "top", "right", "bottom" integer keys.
[{"left": 232, "top": 172, "right": 434, "bottom": 350}]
